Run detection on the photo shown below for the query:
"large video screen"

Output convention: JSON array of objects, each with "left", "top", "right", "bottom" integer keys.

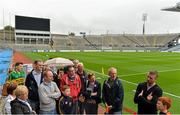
[{"left": 15, "top": 15, "right": 50, "bottom": 31}]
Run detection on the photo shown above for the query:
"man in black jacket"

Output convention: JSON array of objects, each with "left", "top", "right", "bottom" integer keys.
[
  {"left": 134, "top": 70, "right": 163, "bottom": 114},
  {"left": 102, "top": 67, "right": 124, "bottom": 114},
  {"left": 25, "top": 60, "right": 43, "bottom": 113}
]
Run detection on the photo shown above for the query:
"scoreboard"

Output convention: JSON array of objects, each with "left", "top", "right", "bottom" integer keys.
[{"left": 15, "top": 15, "right": 50, "bottom": 31}]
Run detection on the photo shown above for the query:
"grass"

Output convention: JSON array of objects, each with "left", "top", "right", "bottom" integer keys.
[{"left": 24, "top": 52, "right": 180, "bottom": 114}]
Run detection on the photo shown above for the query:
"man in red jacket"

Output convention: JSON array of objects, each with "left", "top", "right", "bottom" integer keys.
[{"left": 60, "top": 66, "right": 81, "bottom": 114}]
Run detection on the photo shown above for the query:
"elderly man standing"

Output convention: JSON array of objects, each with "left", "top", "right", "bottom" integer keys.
[
  {"left": 38, "top": 69, "right": 61, "bottom": 114},
  {"left": 134, "top": 70, "right": 163, "bottom": 114},
  {"left": 10, "top": 85, "right": 35, "bottom": 114},
  {"left": 102, "top": 67, "right": 124, "bottom": 114}
]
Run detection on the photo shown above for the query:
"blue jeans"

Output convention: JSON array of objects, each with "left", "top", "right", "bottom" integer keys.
[{"left": 39, "top": 108, "right": 57, "bottom": 115}]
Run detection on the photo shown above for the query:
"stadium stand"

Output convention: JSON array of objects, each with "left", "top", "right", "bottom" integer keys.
[
  {"left": 0, "top": 29, "right": 179, "bottom": 51},
  {"left": 52, "top": 33, "right": 179, "bottom": 51}
]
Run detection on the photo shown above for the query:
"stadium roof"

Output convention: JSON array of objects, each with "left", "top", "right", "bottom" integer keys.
[{"left": 162, "top": 2, "right": 180, "bottom": 12}]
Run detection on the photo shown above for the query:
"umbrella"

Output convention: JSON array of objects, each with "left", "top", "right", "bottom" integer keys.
[{"left": 44, "top": 57, "right": 74, "bottom": 67}]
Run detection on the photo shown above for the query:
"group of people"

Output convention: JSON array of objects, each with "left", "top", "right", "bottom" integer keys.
[{"left": 2, "top": 59, "right": 172, "bottom": 115}]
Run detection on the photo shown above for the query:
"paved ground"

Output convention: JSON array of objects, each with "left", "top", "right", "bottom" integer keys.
[
  {"left": 0, "top": 96, "right": 5, "bottom": 114},
  {"left": 12, "top": 51, "right": 32, "bottom": 64}
]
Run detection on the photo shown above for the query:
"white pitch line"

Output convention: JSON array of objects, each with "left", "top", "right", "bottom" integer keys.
[
  {"left": 120, "top": 68, "right": 180, "bottom": 77},
  {"left": 85, "top": 68, "right": 180, "bottom": 99},
  {"left": 96, "top": 77, "right": 102, "bottom": 80},
  {"left": 163, "top": 92, "right": 180, "bottom": 99}
]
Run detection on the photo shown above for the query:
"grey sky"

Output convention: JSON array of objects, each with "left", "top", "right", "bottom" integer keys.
[{"left": 0, "top": 0, "right": 180, "bottom": 35}]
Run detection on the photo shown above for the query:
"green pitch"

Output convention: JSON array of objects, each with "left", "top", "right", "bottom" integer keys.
[{"left": 24, "top": 52, "right": 180, "bottom": 114}]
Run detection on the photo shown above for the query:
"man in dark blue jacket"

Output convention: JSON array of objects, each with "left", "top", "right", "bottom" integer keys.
[
  {"left": 25, "top": 60, "right": 44, "bottom": 113},
  {"left": 102, "top": 67, "right": 124, "bottom": 114}
]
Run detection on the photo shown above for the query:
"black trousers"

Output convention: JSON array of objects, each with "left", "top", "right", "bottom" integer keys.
[
  {"left": 85, "top": 101, "right": 98, "bottom": 114},
  {"left": 72, "top": 100, "right": 79, "bottom": 114},
  {"left": 78, "top": 101, "right": 85, "bottom": 114}
]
